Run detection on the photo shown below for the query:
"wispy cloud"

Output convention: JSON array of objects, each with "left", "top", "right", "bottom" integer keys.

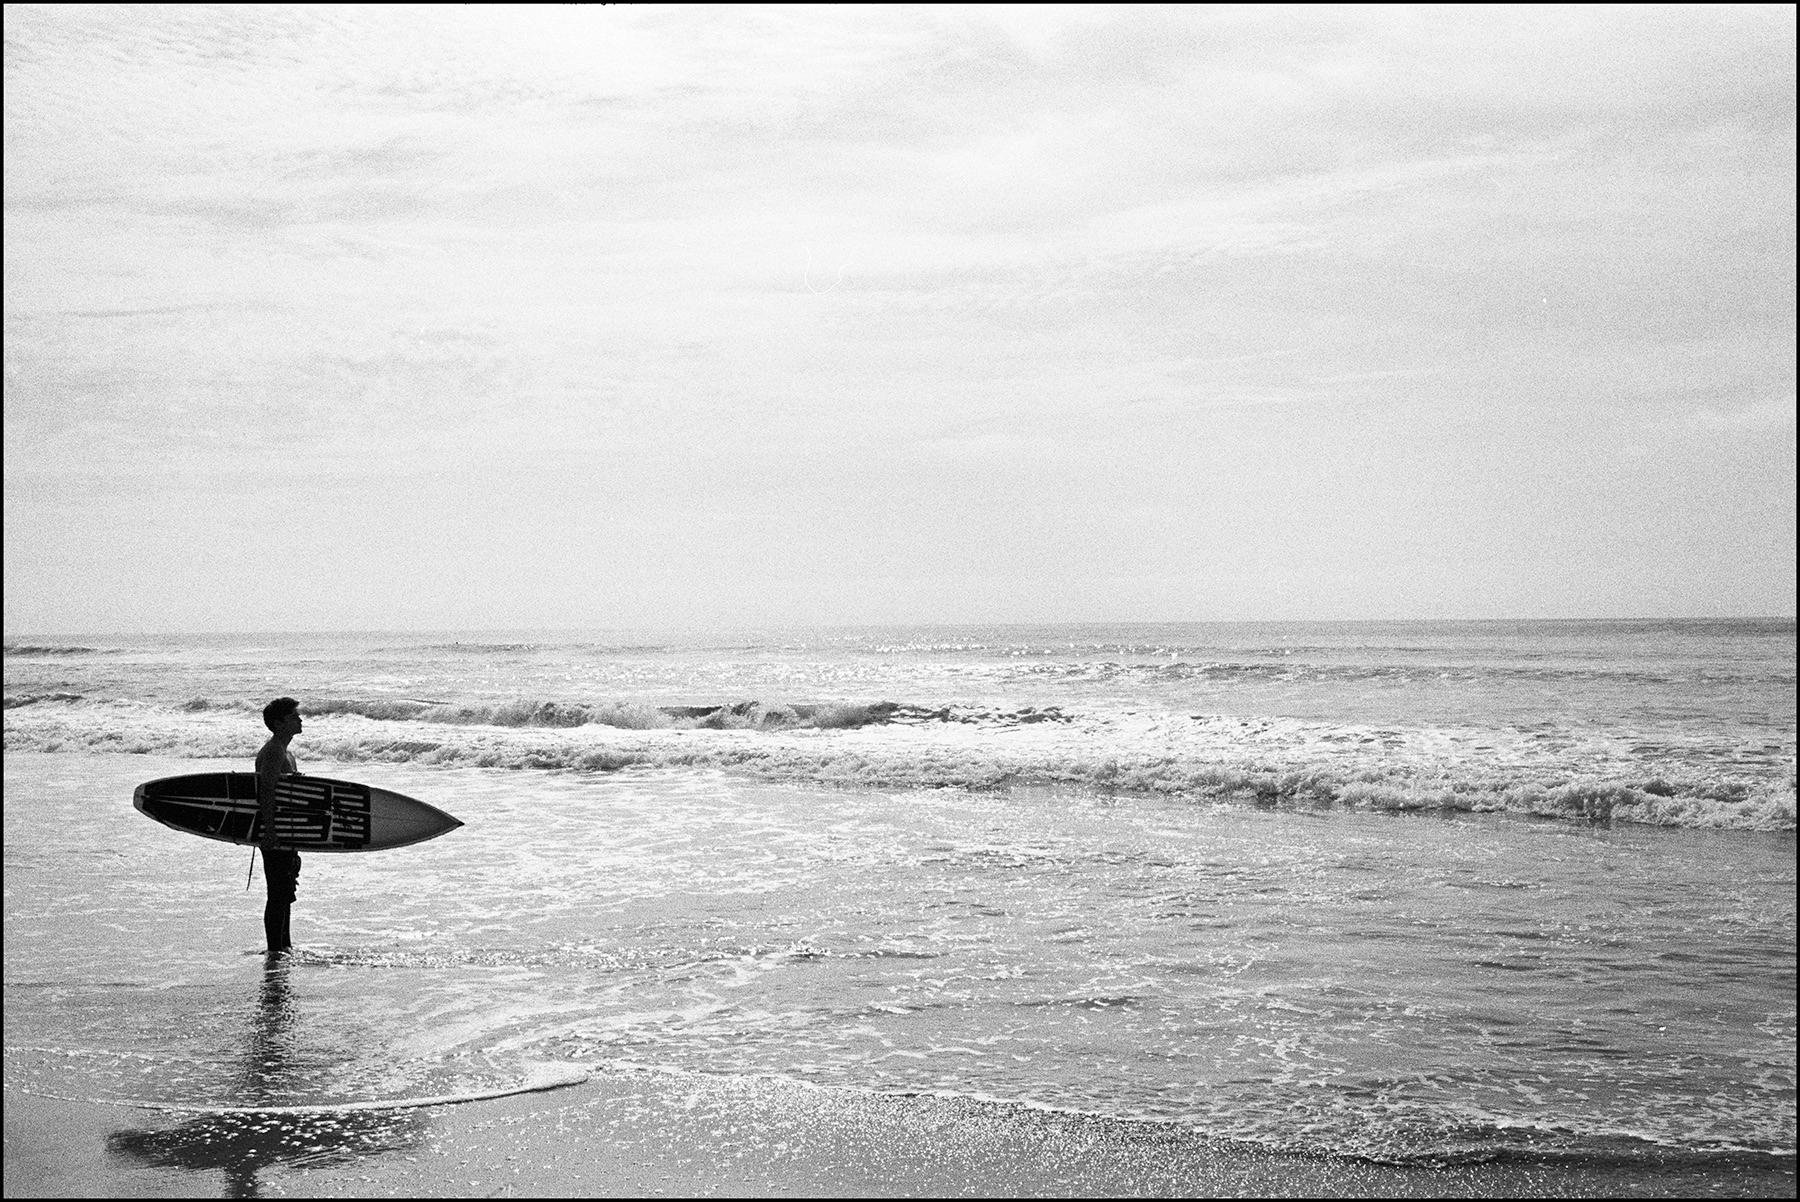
[
  {"left": 1685, "top": 392, "right": 1798, "bottom": 433},
  {"left": 4, "top": 4, "right": 1793, "bottom": 629}
]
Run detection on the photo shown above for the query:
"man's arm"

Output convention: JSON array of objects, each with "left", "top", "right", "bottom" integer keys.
[{"left": 255, "top": 745, "right": 282, "bottom": 849}]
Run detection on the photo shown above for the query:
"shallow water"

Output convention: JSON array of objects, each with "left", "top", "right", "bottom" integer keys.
[{"left": 5, "top": 751, "right": 1793, "bottom": 1172}]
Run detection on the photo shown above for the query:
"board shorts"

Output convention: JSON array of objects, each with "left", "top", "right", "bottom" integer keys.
[{"left": 262, "top": 847, "right": 301, "bottom": 904}]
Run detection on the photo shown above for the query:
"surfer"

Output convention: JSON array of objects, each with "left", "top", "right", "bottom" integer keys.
[{"left": 256, "top": 697, "right": 304, "bottom": 954}]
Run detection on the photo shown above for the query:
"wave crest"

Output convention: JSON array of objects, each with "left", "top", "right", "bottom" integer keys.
[
  {"left": 6, "top": 703, "right": 1791, "bottom": 831},
  {"left": 292, "top": 696, "right": 929, "bottom": 731},
  {"left": 4, "top": 692, "right": 86, "bottom": 709},
  {"left": 3, "top": 644, "right": 121, "bottom": 657}
]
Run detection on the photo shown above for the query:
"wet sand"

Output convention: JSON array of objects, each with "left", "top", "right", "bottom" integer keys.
[{"left": 6, "top": 1067, "right": 1795, "bottom": 1199}]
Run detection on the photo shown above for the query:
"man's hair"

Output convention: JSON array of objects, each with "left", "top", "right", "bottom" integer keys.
[{"left": 263, "top": 696, "right": 300, "bottom": 732}]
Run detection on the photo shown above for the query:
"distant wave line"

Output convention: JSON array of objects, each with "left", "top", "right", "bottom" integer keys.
[{"left": 3, "top": 644, "right": 127, "bottom": 657}]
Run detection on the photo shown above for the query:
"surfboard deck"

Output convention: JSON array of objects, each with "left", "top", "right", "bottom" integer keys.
[{"left": 133, "top": 772, "right": 462, "bottom": 852}]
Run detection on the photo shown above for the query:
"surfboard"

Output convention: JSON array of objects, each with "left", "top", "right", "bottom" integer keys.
[{"left": 133, "top": 772, "right": 462, "bottom": 852}]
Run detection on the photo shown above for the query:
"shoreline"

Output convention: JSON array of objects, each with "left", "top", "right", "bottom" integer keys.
[
  {"left": 6, "top": 744, "right": 1795, "bottom": 1197},
  {"left": 6, "top": 1067, "right": 1795, "bottom": 1199}
]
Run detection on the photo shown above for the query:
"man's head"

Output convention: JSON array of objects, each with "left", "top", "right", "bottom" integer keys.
[{"left": 263, "top": 696, "right": 301, "bottom": 734}]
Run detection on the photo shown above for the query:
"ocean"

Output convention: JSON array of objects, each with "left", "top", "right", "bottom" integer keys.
[{"left": 4, "top": 620, "right": 1795, "bottom": 1185}]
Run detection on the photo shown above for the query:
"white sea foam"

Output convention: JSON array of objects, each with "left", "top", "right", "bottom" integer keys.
[
  {"left": 8, "top": 744, "right": 1794, "bottom": 1166},
  {"left": 5, "top": 621, "right": 1793, "bottom": 833},
  {"left": 5, "top": 698, "right": 1791, "bottom": 830}
]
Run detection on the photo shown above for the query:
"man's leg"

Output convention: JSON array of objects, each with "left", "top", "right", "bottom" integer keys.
[
  {"left": 262, "top": 848, "right": 299, "bottom": 952},
  {"left": 264, "top": 895, "right": 288, "bottom": 952}
]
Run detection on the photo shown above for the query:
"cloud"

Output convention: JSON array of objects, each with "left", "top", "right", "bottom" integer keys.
[
  {"left": 5, "top": 4, "right": 1793, "bottom": 627},
  {"left": 1686, "top": 393, "right": 1799, "bottom": 433}
]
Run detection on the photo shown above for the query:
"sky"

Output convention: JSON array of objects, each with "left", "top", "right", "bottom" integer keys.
[{"left": 4, "top": 3, "right": 1795, "bottom": 634}]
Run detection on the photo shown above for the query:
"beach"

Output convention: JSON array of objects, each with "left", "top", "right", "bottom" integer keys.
[
  {"left": 4, "top": 623, "right": 1795, "bottom": 1197},
  {"left": 11, "top": 1060, "right": 1797, "bottom": 1199}
]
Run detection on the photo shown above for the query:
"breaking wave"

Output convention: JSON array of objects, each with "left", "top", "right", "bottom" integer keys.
[
  {"left": 377, "top": 641, "right": 678, "bottom": 656},
  {"left": 161, "top": 695, "right": 1015, "bottom": 731},
  {"left": 3, "top": 644, "right": 123, "bottom": 657},
  {"left": 4, "top": 692, "right": 86, "bottom": 708},
  {"left": 5, "top": 695, "right": 1791, "bottom": 831},
  {"left": 1005, "top": 660, "right": 1794, "bottom": 687}
]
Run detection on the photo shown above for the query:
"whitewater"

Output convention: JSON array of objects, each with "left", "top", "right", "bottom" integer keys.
[{"left": 5, "top": 619, "right": 1793, "bottom": 829}]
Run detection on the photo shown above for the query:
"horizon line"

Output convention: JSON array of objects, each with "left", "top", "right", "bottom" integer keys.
[{"left": 6, "top": 615, "right": 1797, "bottom": 641}]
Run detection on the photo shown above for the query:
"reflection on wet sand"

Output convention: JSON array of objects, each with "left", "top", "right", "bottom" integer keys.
[{"left": 104, "top": 956, "right": 426, "bottom": 1199}]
